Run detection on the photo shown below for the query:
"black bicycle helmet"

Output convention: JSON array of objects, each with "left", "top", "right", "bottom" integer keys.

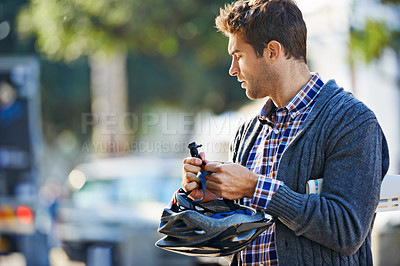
[{"left": 155, "top": 172, "right": 274, "bottom": 257}]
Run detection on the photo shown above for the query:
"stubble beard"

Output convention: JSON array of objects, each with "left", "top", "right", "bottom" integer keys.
[{"left": 245, "top": 63, "right": 277, "bottom": 100}]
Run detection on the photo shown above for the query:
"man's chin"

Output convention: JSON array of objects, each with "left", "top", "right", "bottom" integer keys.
[
  {"left": 246, "top": 90, "right": 259, "bottom": 100},
  {"left": 245, "top": 90, "right": 261, "bottom": 100}
]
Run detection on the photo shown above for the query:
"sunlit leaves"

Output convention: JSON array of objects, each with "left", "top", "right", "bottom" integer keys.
[
  {"left": 16, "top": 0, "right": 241, "bottom": 114},
  {"left": 158, "top": 37, "right": 179, "bottom": 58},
  {"left": 349, "top": 0, "right": 400, "bottom": 64},
  {"left": 16, "top": 0, "right": 228, "bottom": 65},
  {"left": 381, "top": 0, "right": 400, "bottom": 4},
  {"left": 17, "top": 0, "right": 132, "bottom": 61},
  {"left": 350, "top": 19, "right": 391, "bottom": 63}
]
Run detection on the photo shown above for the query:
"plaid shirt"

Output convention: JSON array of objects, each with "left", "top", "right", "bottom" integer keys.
[{"left": 241, "top": 73, "right": 324, "bottom": 265}]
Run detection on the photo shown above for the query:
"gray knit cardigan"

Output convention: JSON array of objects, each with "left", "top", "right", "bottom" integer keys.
[{"left": 229, "top": 80, "right": 390, "bottom": 265}]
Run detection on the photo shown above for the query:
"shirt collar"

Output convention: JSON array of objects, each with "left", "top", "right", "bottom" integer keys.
[
  {"left": 257, "top": 73, "right": 324, "bottom": 124},
  {"left": 258, "top": 99, "right": 276, "bottom": 126}
]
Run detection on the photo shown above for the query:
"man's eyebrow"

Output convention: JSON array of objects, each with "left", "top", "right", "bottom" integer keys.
[{"left": 229, "top": 49, "right": 240, "bottom": 55}]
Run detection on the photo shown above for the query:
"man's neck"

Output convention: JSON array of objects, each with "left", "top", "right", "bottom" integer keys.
[{"left": 272, "top": 62, "right": 311, "bottom": 109}]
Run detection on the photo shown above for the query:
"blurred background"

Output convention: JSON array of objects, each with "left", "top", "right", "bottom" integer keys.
[{"left": 0, "top": 0, "right": 399, "bottom": 265}]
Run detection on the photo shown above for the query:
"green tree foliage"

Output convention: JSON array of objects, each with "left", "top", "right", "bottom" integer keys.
[
  {"left": 349, "top": 0, "right": 400, "bottom": 63},
  {"left": 349, "top": 19, "right": 391, "bottom": 63},
  {"left": 17, "top": 0, "right": 245, "bottom": 114},
  {"left": 381, "top": 0, "right": 400, "bottom": 4},
  {"left": 17, "top": 0, "right": 228, "bottom": 65}
]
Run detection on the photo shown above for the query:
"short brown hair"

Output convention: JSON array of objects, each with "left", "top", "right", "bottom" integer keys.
[{"left": 215, "top": 0, "right": 307, "bottom": 63}]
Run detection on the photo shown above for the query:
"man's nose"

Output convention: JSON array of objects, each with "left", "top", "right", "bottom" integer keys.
[{"left": 229, "top": 58, "right": 239, "bottom": 76}]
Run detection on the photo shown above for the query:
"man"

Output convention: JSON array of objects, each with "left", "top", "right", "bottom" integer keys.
[{"left": 181, "top": 0, "right": 389, "bottom": 265}]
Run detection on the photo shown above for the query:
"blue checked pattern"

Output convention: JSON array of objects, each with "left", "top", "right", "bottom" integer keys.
[{"left": 241, "top": 73, "right": 324, "bottom": 266}]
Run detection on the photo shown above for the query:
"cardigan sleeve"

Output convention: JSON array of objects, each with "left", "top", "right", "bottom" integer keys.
[{"left": 266, "top": 118, "right": 388, "bottom": 255}]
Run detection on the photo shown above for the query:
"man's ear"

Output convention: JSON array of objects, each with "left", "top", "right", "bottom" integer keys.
[{"left": 264, "top": 40, "right": 282, "bottom": 63}]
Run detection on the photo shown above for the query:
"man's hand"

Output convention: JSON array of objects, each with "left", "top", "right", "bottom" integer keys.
[
  {"left": 203, "top": 162, "right": 259, "bottom": 200},
  {"left": 181, "top": 152, "right": 218, "bottom": 202}
]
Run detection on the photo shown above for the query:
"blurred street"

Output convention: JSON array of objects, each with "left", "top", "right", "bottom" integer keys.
[
  {"left": 0, "top": 248, "right": 84, "bottom": 266},
  {"left": 50, "top": 248, "right": 84, "bottom": 266}
]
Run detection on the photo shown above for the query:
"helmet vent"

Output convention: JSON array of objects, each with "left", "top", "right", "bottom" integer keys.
[
  {"left": 194, "top": 229, "right": 206, "bottom": 235},
  {"left": 195, "top": 205, "right": 205, "bottom": 211},
  {"left": 233, "top": 229, "right": 257, "bottom": 242},
  {"left": 174, "top": 220, "right": 187, "bottom": 229}
]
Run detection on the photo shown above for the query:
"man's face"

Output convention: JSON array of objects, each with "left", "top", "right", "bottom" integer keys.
[{"left": 228, "top": 34, "right": 277, "bottom": 100}]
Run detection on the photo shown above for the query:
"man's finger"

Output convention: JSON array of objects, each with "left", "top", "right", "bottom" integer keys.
[
  {"left": 204, "top": 162, "right": 222, "bottom": 172},
  {"left": 204, "top": 172, "right": 219, "bottom": 182},
  {"left": 183, "top": 157, "right": 203, "bottom": 165},
  {"left": 183, "top": 172, "right": 199, "bottom": 183},
  {"left": 183, "top": 182, "right": 199, "bottom": 193},
  {"left": 183, "top": 163, "right": 201, "bottom": 174}
]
